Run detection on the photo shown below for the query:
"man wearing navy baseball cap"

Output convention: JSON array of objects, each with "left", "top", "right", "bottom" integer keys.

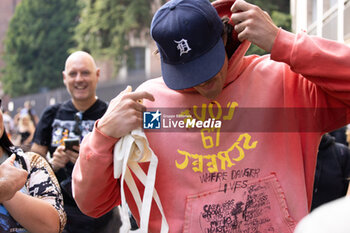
[
  {"left": 151, "top": 0, "right": 226, "bottom": 92},
  {"left": 73, "top": 0, "right": 350, "bottom": 232}
]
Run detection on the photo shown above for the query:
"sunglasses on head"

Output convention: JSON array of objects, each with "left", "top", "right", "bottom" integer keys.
[{"left": 73, "top": 111, "right": 83, "bottom": 136}]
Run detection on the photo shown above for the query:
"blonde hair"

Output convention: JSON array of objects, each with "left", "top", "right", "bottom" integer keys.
[{"left": 18, "top": 114, "right": 35, "bottom": 131}]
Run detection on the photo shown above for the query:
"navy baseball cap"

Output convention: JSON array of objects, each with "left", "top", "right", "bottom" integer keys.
[{"left": 151, "top": 0, "right": 226, "bottom": 90}]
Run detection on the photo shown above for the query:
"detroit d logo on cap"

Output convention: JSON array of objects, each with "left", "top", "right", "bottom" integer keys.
[
  {"left": 143, "top": 110, "right": 161, "bottom": 129},
  {"left": 174, "top": 39, "right": 191, "bottom": 56}
]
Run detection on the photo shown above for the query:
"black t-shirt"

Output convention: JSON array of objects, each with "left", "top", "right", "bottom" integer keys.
[
  {"left": 33, "top": 99, "right": 107, "bottom": 155},
  {"left": 32, "top": 99, "right": 116, "bottom": 233}
]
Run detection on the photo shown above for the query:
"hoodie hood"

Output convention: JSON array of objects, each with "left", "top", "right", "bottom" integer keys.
[{"left": 212, "top": 0, "right": 251, "bottom": 85}]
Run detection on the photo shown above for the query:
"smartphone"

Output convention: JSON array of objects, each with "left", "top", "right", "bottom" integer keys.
[{"left": 64, "top": 138, "right": 80, "bottom": 153}]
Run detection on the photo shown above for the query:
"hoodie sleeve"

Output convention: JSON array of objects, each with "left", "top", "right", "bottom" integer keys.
[
  {"left": 269, "top": 29, "right": 350, "bottom": 209},
  {"left": 72, "top": 120, "right": 121, "bottom": 218},
  {"left": 271, "top": 29, "right": 350, "bottom": 107}
]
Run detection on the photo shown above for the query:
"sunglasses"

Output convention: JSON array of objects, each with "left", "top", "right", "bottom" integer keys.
[{"left": 73, "top": 111, "right": 83, "bottom": 136}]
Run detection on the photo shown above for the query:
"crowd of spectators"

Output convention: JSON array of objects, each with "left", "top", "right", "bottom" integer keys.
[{"left": 3, "top": 101, "right": 37, "bottom": 152}]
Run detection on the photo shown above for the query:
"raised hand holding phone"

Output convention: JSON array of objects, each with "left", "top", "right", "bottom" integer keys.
[
  {"left": 64, "top": 138, "right": 79, "bottom": 153},
  {"left": 64, "top": 138, "right": 80, "bottom": 164}
]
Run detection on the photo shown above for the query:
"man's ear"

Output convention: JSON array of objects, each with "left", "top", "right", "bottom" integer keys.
[
  {"left": 62, "top": 71, "right": 67, "bottom": 85},
  {"left": 96, "top": 68, "right": 100, "bottom": 80}
]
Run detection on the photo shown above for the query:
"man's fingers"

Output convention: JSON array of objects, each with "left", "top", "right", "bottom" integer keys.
[
  {"left": 54, "top": 161, "right": 67, "bottom": 168},
  {"left": 66, "top": 149, "right": 79, "bottom": 159},
  {"left": 110, "top": 87, "right": 154, "bottom": 108},
  {"left": 230, "top": 11, "right": 248, "bottom": 25},
  {"left": 120, "top": 85, "right": 132, "bottom": 95},
  {"left": 237, "top": 27, "right": 249, "bottom": 42},
  {"left": 3, "top": 154, "right": 16, "bottom": 165},
  {"left": 126, "top": 91, "right": 155, "bottom": 102},
  {"left": 234, "top": 21, "right": 247, "bottom": 34},
  {"left": 56, "top": 145, "right": 65, "bottom": 152},
  {"left": 231, "top": 0, "right": 253, "bottom": 13},
  {"left": 263, "top": 11, "right": 274, "bottom": 23},
  {"left": 73, "top": 145, "right": 80, "bottom": 152},
  {"left": 53, "top": 155, "right": 69, "bottom": 164},
  {"left": 135, "top": 102, "right": 147, "bottom": 113}
]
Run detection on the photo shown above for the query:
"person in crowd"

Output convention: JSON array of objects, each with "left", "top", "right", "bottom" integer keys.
[
  {"left": 0, "top": 100, "right": 66, "bottom": 233},
  {"left": 31, "top": 51, "right": 120, "bottom": 233},
  {"left": 2, "top": 110, "right": 15, "bottom": 140},
  {"left": 20, "top": 101, "right": 39, "bottom": 126},
  {"left": 16, "top": 114, "right": 35, "bottom": 151},
  {"left": 311, "top": 133, "right": 350, "bottom": 210},
  {"left": 13, "top": 107, "right": 22, "bottom": 134},
  {"left": 72, "top": 0, "right": 350, "bottom": 232},
  {"left": 329, "top": 126, "right": 348, "bottom": 146}
]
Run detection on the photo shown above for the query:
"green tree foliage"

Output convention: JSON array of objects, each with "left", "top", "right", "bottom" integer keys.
[
  {"left": 74, "top": 0, "right": 288, "bottom": 76},
  {"left": 74, "top": 0, "right": 155, "bottom": 73},
  {"left": 2, "top": 0, "right": 81, "bottom": 97}
]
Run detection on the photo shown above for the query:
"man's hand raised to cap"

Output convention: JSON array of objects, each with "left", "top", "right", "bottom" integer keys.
[
  {"left": 97, "top": 86, "right": 155, "bottom": 139},
  {"left": 230, "top": 0, "right": 279, "bottom": 52}
]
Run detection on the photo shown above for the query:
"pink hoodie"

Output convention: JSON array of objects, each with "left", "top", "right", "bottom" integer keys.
[{"left": 72, "top": 29, "right": 350, "bottom": 233}]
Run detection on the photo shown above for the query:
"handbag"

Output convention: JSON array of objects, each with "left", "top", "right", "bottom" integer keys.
[{"left": 114, "top": 128, "right": 168, "bottom": 233}]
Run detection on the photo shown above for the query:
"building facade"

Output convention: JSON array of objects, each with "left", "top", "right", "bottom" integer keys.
[
  {"left": 291, "top": 0, "right": 350, "bottom": 44},
  {"left": 0, "top": 0, "right": 21, "bottom": 78}
]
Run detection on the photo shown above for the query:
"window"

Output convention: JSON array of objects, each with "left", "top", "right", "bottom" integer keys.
[
  {"left": 127, "top": 47, "right": 145, "bottom": 77},
  {"left": 308, "top": 0, "right": 318, "bottom": 26}
]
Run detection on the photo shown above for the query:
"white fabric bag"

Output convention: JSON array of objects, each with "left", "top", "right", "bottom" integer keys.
[{"left": 114, "top": 128, "right": 168, "bottom": 233}]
